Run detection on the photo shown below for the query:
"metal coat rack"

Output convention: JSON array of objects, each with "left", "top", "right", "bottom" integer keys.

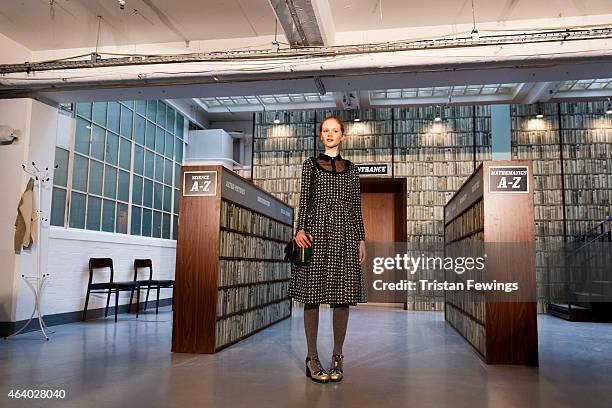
[{"left": 4, "top": 161, "right": 57, "bottom": 341}]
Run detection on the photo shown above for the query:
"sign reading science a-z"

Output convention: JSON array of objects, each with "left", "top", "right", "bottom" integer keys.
[
  {"left": 489, "top": 166, "right": 529, "bottom": 193},
  {"left": 183, "top": 171, "right": 218, "bottom": 196}
]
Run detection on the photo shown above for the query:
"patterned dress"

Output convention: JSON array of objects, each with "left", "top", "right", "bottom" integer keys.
[{"left": 288, "top": 152, "right": 368, "bottom": 305}]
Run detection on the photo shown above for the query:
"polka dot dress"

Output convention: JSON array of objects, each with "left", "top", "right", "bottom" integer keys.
[{"left": 288, "top": 154, "right": 368, "bottom": 305}]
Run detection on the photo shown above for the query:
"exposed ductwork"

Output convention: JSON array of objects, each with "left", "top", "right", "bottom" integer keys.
[{"left": 268, "top": 0, "right": 325, "bottom": 47}]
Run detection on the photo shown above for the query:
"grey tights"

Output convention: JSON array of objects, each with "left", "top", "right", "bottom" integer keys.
[{"left": 304, "top": 303, "right": 349, "bottom": 358}]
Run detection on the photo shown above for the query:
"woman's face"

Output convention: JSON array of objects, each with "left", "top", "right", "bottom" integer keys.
[{"left": 320, "top": 118, "right": 346, "bottom": 148}]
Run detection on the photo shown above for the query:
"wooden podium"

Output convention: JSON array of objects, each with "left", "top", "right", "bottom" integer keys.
[
  {"left": 172, "top": 165, "right": 293, "bottom": 353},
  {"left": 444, "top": 160, "right": 539, "bottom": 365}
]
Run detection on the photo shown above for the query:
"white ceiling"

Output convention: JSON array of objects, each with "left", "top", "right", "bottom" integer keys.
[
  {"left": 0, "top": 0, "right": 276, "bottom": 50},
  {"left": 329, "top": 0, "right": 612, "bottom": 31},
  {"left": 2, "top": 0, "right": 612, "bottom": 51}
]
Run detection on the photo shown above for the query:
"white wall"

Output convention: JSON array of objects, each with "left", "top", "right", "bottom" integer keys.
[
  {"left": 0, "top": 99, "right": 32, "bottom": 322},
  {"left": 210, "top": 120, "right": 254, "bottom": 171},
  {"left": 42, "top": 229, "right": 175, "bottom": 317},
  {"left": 12, "top": 99, "right": 59, "bottom": 321}
]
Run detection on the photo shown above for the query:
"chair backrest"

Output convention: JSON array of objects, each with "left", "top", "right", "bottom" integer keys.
[
  {"left": 89, "top": 258, "right": 114, "bottom": 283},
  {"left": 133, "top": 259, "right": 153, "bottom": 281}
]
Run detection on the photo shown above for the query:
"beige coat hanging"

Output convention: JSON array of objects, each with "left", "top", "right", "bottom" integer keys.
[{"left": 14, "top": 178, "right": 37, "bottom": 254}]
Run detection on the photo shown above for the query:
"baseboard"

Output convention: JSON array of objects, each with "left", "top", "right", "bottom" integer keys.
[{"left": 0, "top": 298, "right": 173, "bottom": 338}]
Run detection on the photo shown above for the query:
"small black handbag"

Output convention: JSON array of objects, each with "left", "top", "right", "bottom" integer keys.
[
  {"left": 284, "top": 238, "right": 313, "bottom": 265},
  {"left": 284, "top": 157, "right": 316, "bottom": 266}
]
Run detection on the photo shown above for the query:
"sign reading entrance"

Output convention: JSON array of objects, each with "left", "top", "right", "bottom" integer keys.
[
  {"left": 183, "top": 171, "right": 218, "bottom": 196},
  {"left": 357, "top": 164, "right": 388, "bottom": 175},
  {"left": 488, "top": 166, "right": 529, "bottom": 193}
]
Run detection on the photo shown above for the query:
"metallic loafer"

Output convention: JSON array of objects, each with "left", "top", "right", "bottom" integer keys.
[
  {"left": 305, "top": 355, "right": 330, "bottom": 383},
  {"left": 329, "top": 354, "right": 344, "bottom": 382}
]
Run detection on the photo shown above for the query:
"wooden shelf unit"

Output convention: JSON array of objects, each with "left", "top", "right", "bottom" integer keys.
[
  {"left": 443, "top": 160, "right": 539, "bottom": 365},
  {"left": 172, "top": 165, "right": 294, "bottom": 353}
]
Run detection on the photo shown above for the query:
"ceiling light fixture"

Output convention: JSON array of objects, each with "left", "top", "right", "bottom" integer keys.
[
  {"left": 606, "top": 98, "right": 612, "bottom": 115},
  {"left": 354, "top": 110, "right": 361, "bottom": 122},
  {"left": 273, "top": 112, "right": 280, "bottom": 124},
  {"left": 434, "top": 105, "right": 442, "bottom": 122},
  {"left": 536, "top": 103, "right": 544, "bottom": 119}
]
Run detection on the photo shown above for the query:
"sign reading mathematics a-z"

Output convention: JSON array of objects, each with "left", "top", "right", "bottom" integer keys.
[
  {"left": 357, "top": 164, "right": 388, "bottom": 175},
  {"left": 489, "top": 166, "right": 529, "bottom": 193},
  {"left": 183, "top": 171, "right": 218, "bottom": 196}
]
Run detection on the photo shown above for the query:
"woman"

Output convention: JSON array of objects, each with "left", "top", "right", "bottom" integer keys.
[{"left": 288, "top": 115, "right": 367, "bottom": 384}]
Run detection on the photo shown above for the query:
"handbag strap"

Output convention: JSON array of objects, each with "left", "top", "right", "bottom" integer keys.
[{"left": 305, "top": 156, "right": 317, "bottom": 233}]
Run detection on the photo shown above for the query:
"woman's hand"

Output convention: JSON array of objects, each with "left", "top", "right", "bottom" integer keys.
[
  {"left": 295, "top": 229, "right": 314, "bottom": 248},
  {"left": 358, "top": 240, "right": 366, "bottom": 265}
]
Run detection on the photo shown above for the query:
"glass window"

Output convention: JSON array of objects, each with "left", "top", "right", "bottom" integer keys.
[
  {"left": 163, "top": 185, "right": 171, "bottom": 212},
  {"left": 152, "top": 211, "right": 162, "bottom": 238},
  {"left": 103, "top": 165, "right": 117, "bottom": 199},
  {"left": 132, "top": 175, "right": 143, "bottom": 205},
  {"left": 88, "top": 160, "right": 103, "bottom": 195},
  {"left": 119, "top": 137, "right": 131, "bottom": 170},
  {"left": 154, "top": 154, "right": 164, "bottom": 182},
  {"left": 145, "top": 120, "right": 156, "bottom": 150},
  {"left": 75, "top": 118, "right": 91, "bottom": 155},
  {"left": 174, "top": 189, "right": 179, "bottom": 215},
  {"left": 105, "top": 132, "right": 119, "bottom": 165},
  {"left": 176, "top": 115, "right": 184, "bottom": 139},
  {"left": 76, "top": 102, "right": 92, "bottom": 120},
  {"left": 143, "top": 178, "right": 153, "bottom": 208},
  {"left": 173, "top": 215, "right": 178, "bottom": 240},
  {"left": 56, "top": 99, "right": 186, "bottom": 240},
  {"left": 72, "top": 155, "right": 88, "bottom": 192},
  {"left": 146, "top": 100, "right": 157, "bottom": 121},
  {"left": 69, "top": 192, "right": 86, "bottom": 228},
  {"left": 134, "top": 115, "right": 145, "bottom": 145},
  {"left": 120, "top": 106, "right": 133, "bottom": 139},
  {"left": 157, "top": 102, "right": 166, "bottom": 127},
  {"left": 164, "top": 158, "right": 173, "bottom": 185},
  {"left": 131, "top": 206, "right": 142, "bottom": 235},
  {"left": 165, "top": 131, "right": 174, "bottom": 158},
  {"left": 131, "top": 145, "right": 143, "bottom": 176},
  {"left": 118, "top": 170, "right": 130, "bottom": 202},
  {"left": 92, "top": 102, "right": 107, "bottom": 127},
  {"left": 166, "top": 107, "right": 175, "bottom": 132},
  {"left": 144, "top": 150, "right": 155, "bottom": 179},
  {"left": 54, "top": 148, "right": 69, "bottom": 187},
  {"left": 155, "top": 126, "right": 165, "bottom": 154},
  {"left": 175, "top": 137, "right": 183, "bottom": 164},
  {"left": 162, "top": 212, "right": 171, "bottom": 239},
  {"left": 107, "top": 102, "right": 120, "bottom": 134},
  {"left": 91, "top": 125, "right": 105, "bottom": 161},
  {"left": 142, "top": 208, "right": 152, "bottom": 236},
  {"left": 50, "top": 188, "right": 66, "bottom": 227},
  {"left": 174, "top": 163, "right": 181, "bottom": 186},
  {"left": 153, "top": 182, "right": 163, "bottom": 210},
  {"left": 86, "top": 195, "right": 102, "bottom": 231},
  {"left": 116, "top": 203, "right": 128, "bottom": 234},
  {"left": 135, "top": 100, "right": 147, "bottom": 116},
  {"left": 102, "top": 200, "right": 115, "bottom": 232}
]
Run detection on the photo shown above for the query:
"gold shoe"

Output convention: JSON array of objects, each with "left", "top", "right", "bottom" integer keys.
[
  {"left": 329, "top": 354, "right": 344, "bottom": 382},
  {"left": 305, "top": 355, "right": 330, "bottom": 383}
]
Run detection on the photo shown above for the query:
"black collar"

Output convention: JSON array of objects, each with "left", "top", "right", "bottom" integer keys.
[
  {"left": 317, "top": 152, "right": 343, "bottom": 173},
  {"left": 318, "top": 152, "right": 343, "bottom": 161}
]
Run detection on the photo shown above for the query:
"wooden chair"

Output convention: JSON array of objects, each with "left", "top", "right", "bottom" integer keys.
[
  {"left": 82, "top": 258, "right": 142, "bottom": 322},
  {"left": 129, "top": 259, "right": 175, "bottom": 314}
]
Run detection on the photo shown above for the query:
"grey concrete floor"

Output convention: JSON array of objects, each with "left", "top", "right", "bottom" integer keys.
[{"left": 1, "top": 305, "right": 611, "bottom": 408}]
